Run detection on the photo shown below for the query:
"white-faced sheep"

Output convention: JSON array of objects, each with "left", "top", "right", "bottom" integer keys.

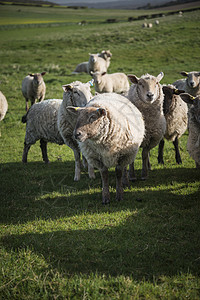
[
  {"left": 22, "top": 72, "right": 46, "bottom": 111},
  {"left": 180, "top": 93, "right": 200, "bottom": 168},
  {"left": 87, "top": 51, "right": 112, "bottom": 75},
  {"left": 69, "top": 93, "right": 145, "bottom": 204},
  {"left": 173, "top": 71, "right": 200, "bottom": 97},
  {"left": 58, "top": 81, "right": 95, "bottom": 181},
  {"left": 0, "top": 91, "right": 8, "bottom": 122},
  {"left": 127, "top": 72, "right": 166, "bottom": 180},
  {"left": 91, "top": 71, "right": 129, "bottom": 94},
  {"left": 22, "top": 81, "right": 94, "bottom": 181},
  {"left": 158, "top": 85, "right": 188, "bottom": 165}
]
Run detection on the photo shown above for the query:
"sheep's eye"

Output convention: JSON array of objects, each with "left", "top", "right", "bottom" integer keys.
[
  {"left": 89, "top": 114, "right": 97, "bottom": 123},
  {"left": 73, "top": 90, "right": 79, "bottom": 95}
]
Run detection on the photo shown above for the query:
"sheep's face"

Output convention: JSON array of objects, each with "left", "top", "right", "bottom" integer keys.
[
  {"left": 62, "top": 81, "right": 92, "bottom": 107},
  {"left": 30, "top": 72, "right": 46, "bottom": 86},
  {"left": 181, "top": 71, "right": 200, "bottom": 88},
  {"left": 162, "top": 85, "right": 184, "bottom": 115},
  {"left": 180, "top": 94, "right": 200, "bottom": 124},
  {"left": 92, "top": 72, "right": 103, "bottom": 85},
  {"left": 89, "top": 54, "right": 98, "bottom": 64},
  {"left": 72, "top": 106, "right": 107, "bottom": 142},
  {"left": 128, "top": 72, "right": 164, "bottom": 104}
]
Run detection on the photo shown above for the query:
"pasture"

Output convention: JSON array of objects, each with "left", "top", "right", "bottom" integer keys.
[{"left": 0, "top": 4, "right": 200, "bottom": 299}]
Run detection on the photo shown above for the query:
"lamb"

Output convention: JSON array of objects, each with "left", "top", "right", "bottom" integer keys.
[
  {"left": 22, "top": 80, "right": 94, "bottom": 181},
  {"left": 0, "top": 91, "right": 8, "bottom": 122},
  {"left": 22, "top": 72, "right": 46, "bottom": 111},
  {"left": 91, "top": 71, "right": 130, "bottom": 94},
  {"left": 70, "top": 93, "right": 145, "bottom": 204},
  {"left": 72, "top": 62, "right": 88, "bottom": 74},
  {"left": 58, "top": 81, "right": 95, "bottom": 181},
  {"left": 158, "top": 85, "right": 188, "bottom": 165},
  {"left": 179, "top": 93, "right": 200, "bottom": 168},
  {"left": 173, "top": 71, "right": 200, "bottom": 97},
  {"left": 127, "top": 72, "right": 166, "bottom": 180},
  {"left": 87, "top": 50, "right": 112, "bottom": 75}
]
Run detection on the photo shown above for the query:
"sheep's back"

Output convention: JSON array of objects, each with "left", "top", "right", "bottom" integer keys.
[{"left": 0, "top": 91, "right": 8, "bottom": 121}]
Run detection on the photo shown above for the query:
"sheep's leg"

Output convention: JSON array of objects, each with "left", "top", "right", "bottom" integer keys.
[
  {"left": 122, "top": 167, "right": 130, "bottom": 188},
  {"left": 115, "top": 165, "right": 124, "bottom": 201},
  {"left": 22, "top": 143, "right": 31, "bottom": 163},
  {"left": 173, "top": 137, "right": 182, "bottom": 164},
  {"left": 129, "top": 162, "right": 137, "bottom": 181},
  {"left": 100, "top": 166, "right": 110, "bottom": 204},
  {"left": 141, "top": 148, "right": 149, "bottom": 180},
  {"left": 40, "top": 139, "right": 49, "bottom": 163},
  {"left": 82, "top": 155, "right": 88, "bottom": 169},
  {"left": 148, "top": 153, "right": 151, "bottom": 170},
  {"left": 73, "top": 149, "right": 81, "bottom": 181},
  {"left": 31, "top": 99, "right": 36, "bottom": 107},
  {"left": 88, "top": 164, "right": 95, "bottom": 179},
  {"left": 158, "top": 139, "right": 165, "bottom": 164},
  {"left": 25, "top": 99, "right": 29, "bottom": 112}
]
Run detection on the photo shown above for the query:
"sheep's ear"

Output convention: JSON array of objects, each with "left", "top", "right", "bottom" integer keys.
[
  {"left": 180, "top": 71, "right": 188, "bottom": 77},
  {"left": 174, "top": 88, "right": 185, "bottom": 95},
  {"left": 101, "top": 72, "right": 106, "bottom": 76},
  {"left": 29, "top": 73, "right": 34, "bottom": 77},
  {"left": 62, "top": 84, "right": 73, "bottom": 92},
  {"left": 41, "top": 72, "right": 46, "bottom": 76},
  {"left": 180, "top": 93, "right": 196, "bottom": 104},
  {"left": 157, "top": 72, "right": 164, "bottom": 82},
  {"left": 97, "top": 107, "right": 106, "bottom": 117},
  {"left": 66, "top": 106, "right": 83, "bottom": 115},
  {"left": 128, "top": 75, "right": 139, "bottom": 84}
]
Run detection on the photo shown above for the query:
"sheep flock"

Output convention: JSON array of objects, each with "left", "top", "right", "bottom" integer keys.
[{"left": 1, "top": 48, "right": 200, "bottom": 204}]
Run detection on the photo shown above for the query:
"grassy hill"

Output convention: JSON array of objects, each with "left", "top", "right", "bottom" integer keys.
[{"left": 0, "top": 4, "right": 200, "bottom": 299}]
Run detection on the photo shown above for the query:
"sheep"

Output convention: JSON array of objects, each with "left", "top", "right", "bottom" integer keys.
[
  {"left": 155, "top": 20, "right": 159, "bottom": 25},
  {"left": 22, "top": 72, "right": 46, "bottom": 111},
  {"left": 58, "top": 81, "right": 95, "bottom": 181},
  {"left": 173, "top": 71, "right": 200, "bottom": 98},
  {"left": 22, "top": 80, "right": 94, "bottom": 181},
  {"left": 142, "top": 23, "right": 147, "bottom": 28},
  {"left": 72, "top": 50, "right": 112, "bottom": 74},
  {"left": 157, "top": 85, "right": 188, "bottom": 165},
  {"left": 179, "top": 93, "right": 200, "bottom": 168},
  {"left": 147, "top": 23, "right": 153, "bottom": 28},
  {"left": 87, "top": 51, "right": 111, "bottom": 75},
  {"left": 127, "top": 72, "right": 166, "bottom": 180},
  {"left": 0, "top": 91, "right": 8, "bottom": 122},
  {"left": 91, "top": 71, "right": 130, "bottom": 95},
  {"left": 69, "top": 92, "right": 145, "bottom": 204}
]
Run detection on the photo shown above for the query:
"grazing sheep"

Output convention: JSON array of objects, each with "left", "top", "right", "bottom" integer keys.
[
  {"left": 142, "top": 23, "right": 147, "bottom": 28},
  {"left": 0, "top": 91, "right": 8, "bottom": 122},
  {"left": 147, "top": 23, "right": 153, "bottom": 28},
  {"left": 58, "top": 81, "right": 95, "bottom": 181},
  {"left": 180, "top": 93, "right": 200, "bottom": 168},
  {"left": 127, "top": 72, "right": 166, "bottom": 180},
  {"left": 173, "top": 71, "right": 200, "bottom": 97},
  {"left": 158, "top": 85, "right": 188, "bottom": 165},
  {"left": 91, "top": 71, "right": 130, "bottom": 94},
  {"left": 70, "top": 93, "right": 145, "bottom": 204},
  {"left": 22, "top": 72, "right": 46, "bottom": 111},
  {"left": 22, "top": 80, "right": 94, "bottom": 180},
  {"left": 155, "top": 20, "right": 159, "bottom": 25}
]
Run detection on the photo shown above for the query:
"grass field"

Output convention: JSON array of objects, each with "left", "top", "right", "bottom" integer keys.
[{"left": 0, "top": 4, "right": 200, "bottom": 299}]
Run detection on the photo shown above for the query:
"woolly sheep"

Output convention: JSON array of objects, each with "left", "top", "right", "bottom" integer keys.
[
  {"left": 22, "top": 72, "right": 46, "bottom": 111},
  {"left": 58, "top": 81, "right": 95, "bottom": 181},
  {"left": 0, "top": 91, "right": 8, "bottom": 122},
  {"left": 155, "top": 20, "right": 159, "bottom": 25},
  {"left": 180, "top": 93, "right": 200, "bottom": 168},
  {"left": 142, "top": 23, "right": 147, "bottom": 28},
  {"left": 158, "top": 85, "right": 188, "bottom": 165},
  {"left": 70, "top": 93, "right": 145, "bottom": 204},
  {"left": 91, "top": 71, "right": 130, "bottom": 94},
  {"left": 147, "top": 23, "right": 153, "bottom": 28},
  {"left": 127, "top": 72, "right": 166, "bottom": 180},
  {"left": 173, "top": 71, "right": 200, "bottom": 97},
  {"left": 22, "top": 81, "right": 94, "bottom": 180},
  {"left": 72, "top": 50, "right": 112, "bottom": 75},
  {"left": 87, "top": 51, "right": 111, "bottom": 75}
]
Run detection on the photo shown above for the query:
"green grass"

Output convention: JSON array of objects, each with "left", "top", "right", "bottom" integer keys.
[{"left": 0, "top": 4, "right": 200, "bottom": 299}]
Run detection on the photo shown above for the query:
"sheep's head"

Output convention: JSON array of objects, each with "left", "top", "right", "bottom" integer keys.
[
  {"left": 180, "top": 93, "right": 200, "bottom": 124},
  {"left": 30, "top": 72, "right": 46, "bottom": 85},
  {"left": 91, "top": 71, "right": 106, "bottom": 85},
  {"left": 62, "top": 81, "right": 93, "bottom": 107},
  {"left": 89, "top": 53, "right": 98, "bottom": 63},
  {"left": 128, "top": 72, "right": 164, "bottom": 104},
  {"left": 67, "top": 106, "right": 107, "bottom": 142},
  {"left": 181, "top": 71, "right": 200, "bottom": 88}
]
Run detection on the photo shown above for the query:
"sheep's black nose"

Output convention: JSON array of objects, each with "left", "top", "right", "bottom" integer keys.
[
  {"left": 74, "top": 131, "right": 81, "bottom": 140},
  {"left": 147, "top": 92, "right": 154, "bottom": 99},
  {"left": 190, "top": 82, "right": 195, "bottom": 87}
]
